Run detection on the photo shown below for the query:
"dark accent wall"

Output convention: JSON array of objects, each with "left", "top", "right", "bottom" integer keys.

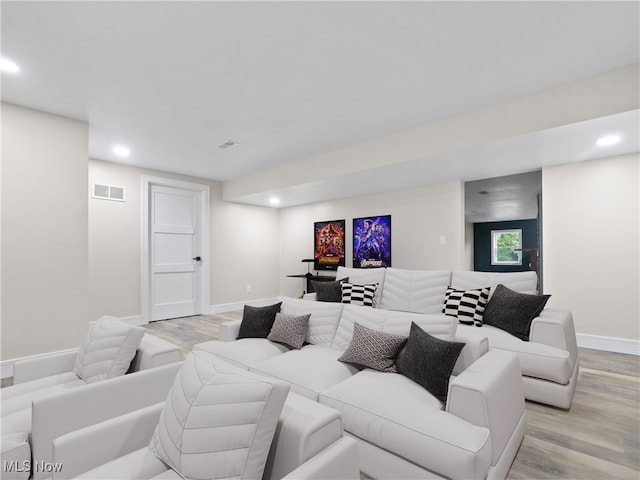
[{"left": 474, "top": 219, "right": 538, "bottom": 272}]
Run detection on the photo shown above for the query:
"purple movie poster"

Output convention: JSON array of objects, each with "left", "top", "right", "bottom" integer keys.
[{"left": 353, "top": 215, "right": 391, "bottom": 268}]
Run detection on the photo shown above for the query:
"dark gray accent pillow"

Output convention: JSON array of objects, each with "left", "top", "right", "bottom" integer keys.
[
  {"left": 483, "top": 284, "right": 551, "bottom": 341},
  {"left": 237, "top": 302, "right": 282, "bottom": 339},
  {"left": 395, "top": 322, "right": 465, "bottom": 403},
  {"left": 311, "top": 277, "right": 349, "bottom": 302},
  {"left": 267, "top": 312, "right": 311, "bottom": 349},
  {"left": 338, "top": 322, "right": 407, "bottom": 372}
]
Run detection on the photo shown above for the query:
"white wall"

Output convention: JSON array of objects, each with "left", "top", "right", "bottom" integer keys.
[
  {"left": 543, "top": 153, "right": 639, "bottom": 343},
  {"left": 89, "top": 159, "right": 280, "bottom": 321},
  {"left": 2, "top": 104, "right": 89, "bottom": 360},
  {"left": 279, "top": 181, "right": 465, "bottom": 298}
]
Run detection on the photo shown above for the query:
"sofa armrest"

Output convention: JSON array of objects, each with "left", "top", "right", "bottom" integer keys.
[
  {"left": 12, "top": 350, "right": 79, "bottom": 384},
  {"left": 447, "top": 349, "right": 525, "bottom": 466},
  {"left": 282, "top": 437, "right": 360, "bottom": 480},
  {"left": 30, "top": 361, "right": 181, "bottom": 480},
  {"left": 128, "top": 334, "right": 183, "bottom": 372},
  {"left": 452, "top": 331, "right": 489, "bottom": 376},
  {"left": 51, "top": 403, "right": 164, "bottom": 480},
  {"left": 530, "top": 308, "right": 578, "bottom": 357},
  {"left": 264, "top": 393, "right": 343, "bottom": 480},
  {"left": 219, "top": 320, "right": 242, "bottom": 341}
]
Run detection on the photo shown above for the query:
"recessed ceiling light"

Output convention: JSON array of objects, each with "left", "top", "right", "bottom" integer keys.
[
  {"left": 113, "top": 145, "right": 130, "bottom": 157},
  {"left": 269, "top": 197, "right": 280, "bottom": 206},
  {"left": 1, "top": 57, "right": 20, "bottom": 73},
  {"left": 217, "top": 140, "right": 238, "bottom": 149},
  {"left": 596, "top": 134, "right": 621, "bottom": 147}
]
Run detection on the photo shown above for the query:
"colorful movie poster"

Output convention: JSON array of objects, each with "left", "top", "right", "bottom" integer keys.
[
  {"left": 314, "top": 220, "right": 346, "bottom": 270},
  {"left": 353, "top": 215, "right": 391, "bottom": 268}
]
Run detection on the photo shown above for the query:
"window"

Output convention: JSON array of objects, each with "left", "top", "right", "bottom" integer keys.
[{"left": 491, "top": 229, "right": 522, "bottom": 265}]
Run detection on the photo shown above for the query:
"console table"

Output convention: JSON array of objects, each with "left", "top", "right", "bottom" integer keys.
[{"left": 287, "top": 273, "right": 336, "bottom": 294}]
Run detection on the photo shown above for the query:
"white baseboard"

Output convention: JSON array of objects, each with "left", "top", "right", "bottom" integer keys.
[
  {"left": 1, "top": 363, "right": 14, "bottom": 380},
  {"left": 208, "top": 297, "right": 279, "bottom": 314},
  {"left": 577, "top": 333, "right": 639, "bottom": 356},
  {"left": 1, "top": 348, "right": 78, "bottom": 380},
  {"left": 119, "top": 315, "right": 147, "bottom": 326}
]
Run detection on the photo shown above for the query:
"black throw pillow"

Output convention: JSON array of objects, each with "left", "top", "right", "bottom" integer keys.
[
  {"left": 483, "top": 284, "right": 551, "bottom": 341},
  {"left": 395, "top": 322, "right": 465, "bottom": 404},
  {"left": 237, "top": 302, "right": 282, "bottom": 339},
  {"left": 311, "top": 277, "right": 349, "bottom": 302}
]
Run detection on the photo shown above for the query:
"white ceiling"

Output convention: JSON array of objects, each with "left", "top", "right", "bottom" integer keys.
[{"left": 2, "top": 1, "right": 639, "bottom": 215}]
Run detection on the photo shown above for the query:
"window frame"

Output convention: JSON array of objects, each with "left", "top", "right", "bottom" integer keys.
[{"left": 491, "top": 229, "right": 523, "bottom": 266}]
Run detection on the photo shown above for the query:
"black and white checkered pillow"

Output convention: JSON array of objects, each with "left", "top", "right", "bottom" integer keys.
[
  {"left": 442, "top": 286, "right": 491, "bottom": 326},
  {"left": 341, "top": 283, "right": 378, "bottom": 307}
]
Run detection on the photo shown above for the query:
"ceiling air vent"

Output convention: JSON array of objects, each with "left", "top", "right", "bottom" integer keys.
[{"left": 92, "top": 183, "right": 126, "bottom": 202}]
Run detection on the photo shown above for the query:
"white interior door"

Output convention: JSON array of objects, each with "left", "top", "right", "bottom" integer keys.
[{"left": 150, "top": 185, "right": 201, "bottom": 321}]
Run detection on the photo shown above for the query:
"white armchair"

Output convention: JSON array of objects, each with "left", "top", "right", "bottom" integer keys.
[
  {"left": 49, "top": 354, "right": 359, "bottom": 480},
  {"left": 1, "top": 317, "right": 183, "bottom": 480}
]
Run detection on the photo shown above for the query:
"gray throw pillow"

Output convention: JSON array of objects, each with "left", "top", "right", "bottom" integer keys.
[
  {"left": 267, "top": 312, "right": 311, "bottom": 349},
  {"left": 311, "top": 277, "right": 349, "bottom": 302},
  {"left": 237, "top": 302, "right": 282, "bottom": 339},
  {"left": 338, "top": 322, "right": 407, "bottom": 373},
  {"left": 395, "top": 322, "right": 465, "bottom": 404},
  {"left": 483, "top": 284, "right": 550, "bottom": 341}
]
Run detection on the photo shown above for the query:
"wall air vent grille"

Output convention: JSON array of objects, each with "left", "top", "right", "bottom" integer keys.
[{"left": 92, "top": 183, "right": 126, "bottom": 202}]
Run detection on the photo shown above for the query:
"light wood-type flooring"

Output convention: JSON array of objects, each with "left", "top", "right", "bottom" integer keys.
[{"left": 143, "top": 312, "right": 640, "bottom": 480}]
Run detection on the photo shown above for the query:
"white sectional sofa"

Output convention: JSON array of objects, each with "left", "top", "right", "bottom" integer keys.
[
  {"left": 195, "top": 296, "right": 526, "bottom": 479},
  {"left": 50, "top": 352, "right": 359, "bottom": 480},
  {"left": 1, "top": 316, "right": 184, "bottom": 480},
  {"left": 308, "top": 267, "right": 579, "bottom": 409}
]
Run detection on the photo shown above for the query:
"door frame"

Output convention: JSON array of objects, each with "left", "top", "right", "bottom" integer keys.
[{"left": 142, "top": 175, "right": 210, "bottom": 323}]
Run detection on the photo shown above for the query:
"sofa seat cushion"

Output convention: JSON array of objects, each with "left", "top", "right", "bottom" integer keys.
[
  {"left": 1, "top": 432, "right": 30, "bottom": 480},
  {"left": 76, "top": 447, "right": 170, "bottom": 479},
  {"left": 250, "top": 345, "right": 358, "bottom": 400},
  {"left": 458, "top": 324, "right": 574, "bottom": 384},
  {"left": 1, "top": 372, "right": 85, "bottom": 416},
  {"left": 319, "top": 370, "right": 492, "bottom": 479},
  {"left": 193, "top": 339, "right": 289, "bottom": 370},
  {"left": 1, "top": 409, "right": 32, "bottom": 440}
]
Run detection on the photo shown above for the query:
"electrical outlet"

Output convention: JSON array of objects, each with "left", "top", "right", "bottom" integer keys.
[
  {"left": 439, "top": 235, "right": 447, "bottom": 246},
  {"left": 246, "top": 284, "right": 252, "bottom": 294}
]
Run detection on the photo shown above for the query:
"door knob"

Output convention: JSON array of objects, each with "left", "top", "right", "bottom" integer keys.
[{"left": 193, "top": 256, "right": 202, "bottom": 261}]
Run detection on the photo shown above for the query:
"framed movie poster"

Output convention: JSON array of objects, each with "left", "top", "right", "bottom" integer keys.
[
  {"left": 353, "top": 215, "right": 391, "bottom": 268},
  {"left": 314, "top": 219, "right": 346, "bottom": 270}
]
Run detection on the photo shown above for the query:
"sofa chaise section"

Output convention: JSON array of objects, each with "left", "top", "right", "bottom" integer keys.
[{"left": 320, "top": 349, "right": 525, "bottom": 480}]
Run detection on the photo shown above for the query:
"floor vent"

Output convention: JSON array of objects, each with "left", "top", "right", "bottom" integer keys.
[{"left": 92, "top": 183, "right": 126, "bottom": 202}]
